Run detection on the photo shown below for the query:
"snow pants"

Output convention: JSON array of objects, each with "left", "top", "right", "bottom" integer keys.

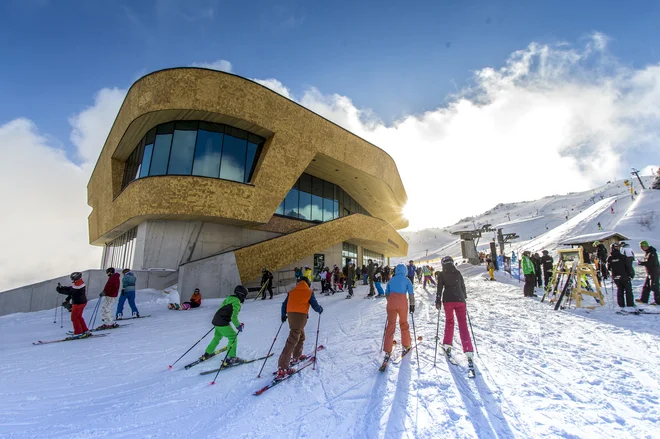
[
  {"left": 614, "top": 277, "right": 634, "bottom": 308},
  {"left": 205, "top": 325, "right": 238, "bottom": 358},
  {"left": 369, "top": 277, "right": 375, "bottom": 295},
  {"left": 278, "top": 312, "right": 307, "bottom": 369},
  {"left": 407, "top": 275, "right": 415, "bottom": 285},
  {"left": 261, "top": 284, "right": 273, "bottom": 299},
  {"left": 116, "top": 291, "right": 139, "bottom": 318},
  {"left": 536, "top": 271, "right": 543, "bottom": 287},
  {"left": 423, "top": 275, "right": 436, "bottom": 288},
  {"left": 443, "top": 302, "right": 473, "bottom": 352},
  {"left": 383, "top": 294, "right": 411, "bottom": 353},
  {"left": 523, "top": 274, "right": 536, "bottom": 296},
  {"left": 375, "top": 282, "right": 385, "bottom": 296},
  {"left": 543, "top": 270, "right": 552, "bottom": 289},
  {"left": 101, "top": 296, "right": 118, "bottom": 324},
  {"left": 346, "top": 278, "right": 354, "bottom": 296},
  {"left": 488, "top": 268, "right": 495, "bottom": 280},
  {"left": 640, "top": 271, "right": 660, "bottom": 305},
  {"left": 70, "top": 303, "right": 88, "bottom": 335}
]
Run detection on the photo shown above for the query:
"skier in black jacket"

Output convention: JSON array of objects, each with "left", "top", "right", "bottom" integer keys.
[
  {"left": 540, "top": 250, "right": 554, "bottom": 289},
  {"left": 607, "top": 243, "right": 635, "bottom": 308},
  {"left": 531, "top": 253, "right": 543, "bottom": 287},
  {"left": 637, "top": 240, "right": 660, "bottom": 305},
  {"left": 435, "top": 256, "right": 474, "bottom": 369},
  {"left": 261, "top": 268, "right": 274, "bottom": 300},
  {"left": 56, "top": 272, "right": 89, "bottom": 335}
]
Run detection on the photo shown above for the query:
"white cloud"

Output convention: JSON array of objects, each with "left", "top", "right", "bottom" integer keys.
[
  {"left": 253, "top": 78, "right": 292, "bottom": 99},
  {"left": 191, "top": 59, "right": 233, "bottom": 73}
]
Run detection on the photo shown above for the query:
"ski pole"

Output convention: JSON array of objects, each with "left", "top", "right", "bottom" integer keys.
[
  {"left": 60, "top": 303, "right": 64, "bottom": 328},
  {"left": 410, "top": 311, "right": 420, "bottom": 366},
  {"left": 466, "top": 309, "right": 478, "bottom": 356},
  {"left": 433, "top": 310, "right": 440, "bottom": 367},
  {"left": 211, "top": 326, "right": 242, "bottom": 385},
  {"left": 380, "top": 317, "right": 388, "bottom": 352},
  {"left": 312, "top": 313, "right": 321, "bottom": 371},
  {"left": 257, "top": 321, "right": 284, "bottom": 378},
  {"left": 89, "top": 297, "right": 102, "bottom": 330},
  {"left": 53, "top": 291, "right": 59, "bottom": 324},
  {"left": 168, "top": 327, "right": 214, "bottom": 369}
]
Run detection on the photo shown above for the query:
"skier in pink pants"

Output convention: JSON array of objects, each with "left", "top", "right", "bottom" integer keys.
[{"left": 435, "top": 256, "right": 474, "bottom": 368}]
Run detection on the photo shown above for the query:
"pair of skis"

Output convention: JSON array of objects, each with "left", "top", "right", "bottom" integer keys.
[
  {"left": 253, "top": 345, "right": 325, "bottom": 396},
  {"left": 183, "top": 346, "right": 228, "bottom": 370},
  {"left": 33, "top": 333, "right": 107, "bottom": 345},
  {"left": 67, "top": 323, "right": 131, "bottom": 335},
  {"left": 442, "top": 346, "right": 476, "bottom": 378},
  {"left": 616, "top": 308, "right": 660, "bottom": 315},
  {"left": 379, "top": 343, "right": 418, "bottom": 372},
  {"left": 199, "top": 353, "right": 274, "bottom": 375},
  {"left": 117, "top": 314, "right": 151, "bottom": 320}
]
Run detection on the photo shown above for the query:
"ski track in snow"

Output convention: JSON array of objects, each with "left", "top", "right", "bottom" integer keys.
[{"left": 1, "top": 273, "right": 660, "bottom": 439}]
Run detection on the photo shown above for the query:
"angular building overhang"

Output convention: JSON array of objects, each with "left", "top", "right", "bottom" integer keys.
[{"left": 88, "top": 68, "right": 408, "bottom": 245}]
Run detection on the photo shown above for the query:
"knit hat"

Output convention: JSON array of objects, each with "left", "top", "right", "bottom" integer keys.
[{"left": 640, "top": 240, "right": 649, "bottom": 248}]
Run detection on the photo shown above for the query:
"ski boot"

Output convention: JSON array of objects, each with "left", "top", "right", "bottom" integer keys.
[
  {"left": 291, "top": 354, "right": 308, "bottom": 366},
  {"left": 133, "top": 312, "right": 140, "bottom": 318},
  {"left": 402, "top": 345, "right": 412, "bottom": 356},
  {"left": 466, "top": 351, "right": 476, "bottom": 378},
  {"left": 201, "top": 352, "right": 214, "bottom": 361},
  {"left": 224, "top": 357, "right": 243, "bottom": 367},
  {"left": 116, "top": 313, "right": 123, "bottom": 320},
  {"left": 275, "top": 367, "right": 295, "bottom": 381},
  {"left": 443, "top": 344, "right": 457, "bottom": 365},
  {"left": 379, "top": 352, "right": 391, "bottom": 372}
]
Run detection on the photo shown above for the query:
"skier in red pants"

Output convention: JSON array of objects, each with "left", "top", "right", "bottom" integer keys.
[
  {"left": 435, "top": 256, "right": 474, "bottom": 368},
  {"left": 56, "top": 272, "right": 89, "bottom": 336}
]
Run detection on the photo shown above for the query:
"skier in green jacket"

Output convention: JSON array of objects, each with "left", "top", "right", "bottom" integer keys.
[
  {"left": 521, "top": 251, "right": 537, "bottom": 297},
  {"left": 202, "top": 285, "right": 248, "bottom": 365}
]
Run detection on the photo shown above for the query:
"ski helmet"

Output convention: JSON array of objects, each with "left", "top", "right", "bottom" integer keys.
[
  {"left": 106, "top": 267, "right": 115, "bottom": 275},
  {"left": 542, "top": 250, "right": 549, "bottom": 255},
  {"left": 441, "top": 256, "right": 454, "bottom": 265},
  {"left": 610, "top": 242, "right": 620, "bottom": 251},
  {"left": 234, "top": 285, "right": 248, "bottom": 302},
  {"left": 70, "top": 272, "right": 82, "bottom": 282}
]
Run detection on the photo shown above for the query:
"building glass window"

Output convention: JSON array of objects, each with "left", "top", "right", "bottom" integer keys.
[
  {"left": 102, "top": 227, "right": 137, "bottom": 270},
  {"left": 119, "top": 121, "right": 265, "bottom": 191},
  {"left": 342, "top": 242, "right": 358, "bottom": 269},
  {"left": 363, "top": 248, "right": 384, "bottom": 267},
  {"left": 284, "top": 180, "right": 299, "bottom": 218}
]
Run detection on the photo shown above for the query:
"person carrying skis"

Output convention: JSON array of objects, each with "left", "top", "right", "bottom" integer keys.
[
  {"left": 99, "top": 267, "right": 121, "bottom": 329},
  {"left": 636, "top": 240, "right": 660, "bottom": 305},
  {"left": 607, "top": 243, "right": 635, "bottom": 308},
  {"left": 406, "top": 260, "right": 416, "bottom": 285},
  {"left": 116, "top": 268, "right": 139, "bottom": 319},
  {"left": 521, "top": 251, "right": 537, "bottom": 297},
  {"left": 593, "top": 241, "right": 609, "bottom": 280},
  {"left": 540, "top": 250, "right": 554, "bottom": 289},
  {"left": 261, "top": 268, "right": 274, "bottom": 300},
  {"left": 202, "top": 285, "right": 248, "bottom": 364},
  {"left": 277, "top": 277, "right": 323, "bottom": 379},
  {"left": 435, "top": 256, "right": 474, "bottom": 368},
  {"left": 56, "top": 272, "right": 89, "bottom": 336},
  {"left": 486, "top": 258, "right": 495, "bottom": 281},
  {"left": 382, "top": 264, "right": 415, "bottom": 364}
]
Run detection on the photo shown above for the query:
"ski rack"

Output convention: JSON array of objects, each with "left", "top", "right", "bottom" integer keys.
[{"left": 545, "top": 247, "right": 605, "bottom": 310}]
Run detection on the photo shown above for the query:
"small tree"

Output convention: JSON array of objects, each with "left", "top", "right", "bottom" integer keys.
[{"left": 653, "top": 168, "right": 660, "bottom": 190}]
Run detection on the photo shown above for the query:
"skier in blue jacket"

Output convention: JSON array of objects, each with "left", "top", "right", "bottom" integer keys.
[
  {"left": 382, "top": 264, "right": 415, "bottom": 363},
  {"left": 406, "top": 260, "right": 416, "bottom": 284},
  {"left": 116, "top": 268, "right": 140, "bottom": 319}
]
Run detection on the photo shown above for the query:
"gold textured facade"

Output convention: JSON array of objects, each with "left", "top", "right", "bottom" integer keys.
[{"left": 88, "top": 68, "right": 409, "bottom": 276}]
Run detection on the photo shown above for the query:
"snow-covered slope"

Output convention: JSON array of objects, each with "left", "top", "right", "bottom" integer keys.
[
  {"left": 401, "top": 177, "right": 656, "bottom": 262},
  {"left": 2, "top": 270, "right": 659, "bottom": 438}
]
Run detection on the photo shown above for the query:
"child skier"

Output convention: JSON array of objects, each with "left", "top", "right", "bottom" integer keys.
[
  {"left": 56, "top": 272, "right": 89, "bottom": 336},
  {"left": 486, "top": 258, "right": 495, "bottom": 281},
  {"left": 116, "top": 268, "right": 139, "bottom": 319},
  {"left": 382, "top": 264, "right": 415, "bottom": 363},
  {"left": 277, "top": 277, "right": 323, "bottom": 379},
  {"left": 435, "top": 256, "right": 474, "bottom": 370},
  {"left": 201, "top": 285, "right": 248, "bottom": 364}
]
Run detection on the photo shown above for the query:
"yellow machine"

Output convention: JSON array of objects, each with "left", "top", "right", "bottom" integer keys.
[{"left": 544, "top": 247, "right": 605, "bottom": 310}]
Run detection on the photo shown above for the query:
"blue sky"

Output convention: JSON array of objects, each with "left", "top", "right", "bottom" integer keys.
[{"left": 2, "top": 0, "right": 660, "bottom": 160}]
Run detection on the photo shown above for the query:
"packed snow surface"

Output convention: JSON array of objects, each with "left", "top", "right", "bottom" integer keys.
[{"left": 2, "top": 270, "right": 659, "bottom": 438}]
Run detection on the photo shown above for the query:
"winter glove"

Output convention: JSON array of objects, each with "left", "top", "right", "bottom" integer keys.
[
  {"left": 318, "top": 306, "right": 324, "bottom": 314},
  {"left": 99, "top": 292, "right": 106, "bottom": 297},
  {"left": 281, "top": 315, "right": 287, "bottom": 323},
  {"left": 409, "top": 304, "right": 415, "bottom": 314},
  {"left": 435, "top": 301, "right": 442, "bottom": 310},
  {"left": 237, "top": 323, "right": 244, "bottom": 333}
]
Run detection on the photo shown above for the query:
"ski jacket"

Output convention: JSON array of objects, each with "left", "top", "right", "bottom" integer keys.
[
  {"left": 374, "top": 266, "right": 383, "bottom": 282},
  {"left": 281, "top": 280, "right": 322, "bottom": 317},
  {"left": 211, "top": 295, "right": 241, "bottom": 328},
  {"left": 596, "top": 244, "right": 608, "bottom": 261},
  {"left": 57, "top": 280, "right": 87, "bottom": 305},
  {"left": 621, "top": 246, "right": 635, "bottom": 261},
  {"left": 531, "top": 255, "right": 542, "bottom": 274},
  {"left": 486, "top": 260, "right": 495, "bottom": 271},
  {"left": 362, "top": 266, "right": 368, "bottom": 275},
  {"left": 345, "top": 263, "right": 355, "bottom": 279},
  {"left": 521, "top": 256, "right": 535, "bottom": 275},
  {"left": 103, "top": 273, "right": 121, "bottom": 298},
  {"left": 639, "top": 246, "right": 659, "bottom": 274},
  {"left": 261, "top": 270, "right": 273, "bottom": 287},
  {"left": 406, "top": 264, "right": 416, "bottom": 277},
  {"left": 436, "top": 264, "right": 467, "bottom": 305},
  {"left": 294, "top": 268, "right": 302, "bottom": 279},
  {"left": 368, "top": 262, "right": 375, "bottom": 278},
  {"left": 540, "top": 255, "right": 554, "bottom": 272},
  {"left": 607, "top": 249, "right": 635, "bottom": 280},
  {"left": 385, "top": 264, "right": 414, "bottom": 297},
  {"left": 121, "top": 271, "right": 136, "bottom": 293},
  {"left": 190, "top": 292, "right": 202, "bottom": 306},
  {"left": 423, "top": 266, "right": 432, "bottom": 276},
  {"left": 303, "top": 268, "right": 313, "bottom": 281}
]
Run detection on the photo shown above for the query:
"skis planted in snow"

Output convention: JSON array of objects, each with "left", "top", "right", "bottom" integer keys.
[
  {"left": 199, "top": 353, "right": 275, "bottom": 375},
  {"left": 183, "top": 347, "right": 228, "bottom": 370},
  {"left": 33, "top": 333, "right": 107, "bottom": 345},
  {"left": 253, "top": 356, "right": 318, "bottom": 396}
]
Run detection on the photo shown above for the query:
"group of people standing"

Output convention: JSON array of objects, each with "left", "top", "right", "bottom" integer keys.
[{"left": 521, "top": 250, "right": 555, "bottom": 297}]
